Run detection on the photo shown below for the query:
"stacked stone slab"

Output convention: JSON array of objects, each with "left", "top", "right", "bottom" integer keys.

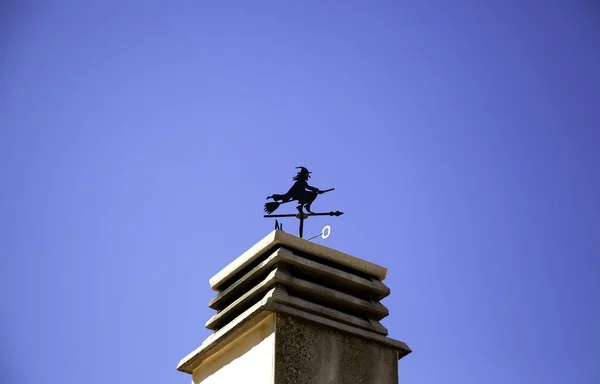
[{"left": 178, "top": 230, "right": 411, "bottom": 383}]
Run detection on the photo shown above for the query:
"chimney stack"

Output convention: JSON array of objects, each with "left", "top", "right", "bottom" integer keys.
[{"left": 177, "top": 230, "right": 411, "bottom": 383}]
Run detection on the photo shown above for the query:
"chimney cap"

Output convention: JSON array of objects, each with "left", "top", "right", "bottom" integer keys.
[{"left": 209, "top": 230, "right": 387, "bottom": 292}]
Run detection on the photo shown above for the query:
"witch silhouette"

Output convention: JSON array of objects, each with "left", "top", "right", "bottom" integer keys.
[{"left": 264, "top": 167, "right": 334, "bottom": 214}]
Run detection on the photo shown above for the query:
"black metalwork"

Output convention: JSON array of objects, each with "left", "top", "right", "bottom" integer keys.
[
  {"left": 274, "top": 220, "right": 283, "bottom": 231},
  {"left": 264, "top": 167, "right": 343, "bottom": 238}
]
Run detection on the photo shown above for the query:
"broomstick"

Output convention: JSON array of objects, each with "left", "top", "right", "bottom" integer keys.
[{"left": 264, "top": 188, "right": 335, "bottom": 214}]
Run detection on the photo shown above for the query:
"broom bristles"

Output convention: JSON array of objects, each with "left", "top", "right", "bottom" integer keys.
[{"left": 264, "top": 202, "right": 280, "bottom": 214}]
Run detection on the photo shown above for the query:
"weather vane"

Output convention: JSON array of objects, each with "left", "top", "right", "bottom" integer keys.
[{"left": 264, "top": 166, "right": 343, "bottom": 238}]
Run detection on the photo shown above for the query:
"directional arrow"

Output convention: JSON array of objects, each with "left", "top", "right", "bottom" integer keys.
[{"left": 306, "top": 211, "right": 344, "bottom": 217}]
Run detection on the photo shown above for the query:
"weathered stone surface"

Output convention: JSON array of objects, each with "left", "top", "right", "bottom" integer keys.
[
  {"left": 178, "top": 288, "right": 411, "bottom": 375},
  {"left": 265, "top": 299, "right": 410, "bottom": 356},
  {"left": 269, "top": 286, "right": 389, "bottom": 335},
  {"left": 205, "top": 268, "right": 283, "bottom": 331},
  {"left": 209, "top": 230, "right": 388, "bottom": 291},
  {"left": 192, "top": 314, "right": 275, "bottom": 384},
  {"left": 275, "top": 314, "right": 399, "bottom": 384},
  {"left": 205, "top": 267, "right": 389, "bottom": 331},
  {"left": 277, "top": 269, "right": 389, "bottom": 320},
  {"left": 178, "top": 298, "right": 273, "bottom": 374},
  {"left": 179, "top": 231, "right": 411, "bottom": 382},
  {"left": 209, "top": 247, "right": 390, "bottom": 311}
]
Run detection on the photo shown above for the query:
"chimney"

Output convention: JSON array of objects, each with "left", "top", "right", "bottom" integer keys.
[{"left": 177, "top": 230, "right": 411, "bottom": 383}]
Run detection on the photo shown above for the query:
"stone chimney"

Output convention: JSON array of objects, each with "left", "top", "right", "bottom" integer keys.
[{"left": 177, "top": 230, "right": 411, "bottom": 383}]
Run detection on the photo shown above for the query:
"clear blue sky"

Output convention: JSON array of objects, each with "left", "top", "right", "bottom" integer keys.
[{"left": 1, "top": 1, "right": 599, "bottom": 383}]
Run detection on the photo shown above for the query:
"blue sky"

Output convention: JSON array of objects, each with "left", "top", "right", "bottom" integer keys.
[{"left": 1, "top": 1, "right": 599, "bottom": 383}]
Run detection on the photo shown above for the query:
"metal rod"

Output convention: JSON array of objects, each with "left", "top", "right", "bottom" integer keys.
[
  {"left": 307, "top": 232, "right": 323, "bottom": 241},
  {"left": 299, "top": 214, "right": 304, "bottom": 238},
  {"left": 264, "top": 214, "right": 299, "bottom": 218}
]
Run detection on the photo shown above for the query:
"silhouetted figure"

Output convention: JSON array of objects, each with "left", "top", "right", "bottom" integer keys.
[{"left": 264, "top": 167, "right": 333, "bottom": 214}]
